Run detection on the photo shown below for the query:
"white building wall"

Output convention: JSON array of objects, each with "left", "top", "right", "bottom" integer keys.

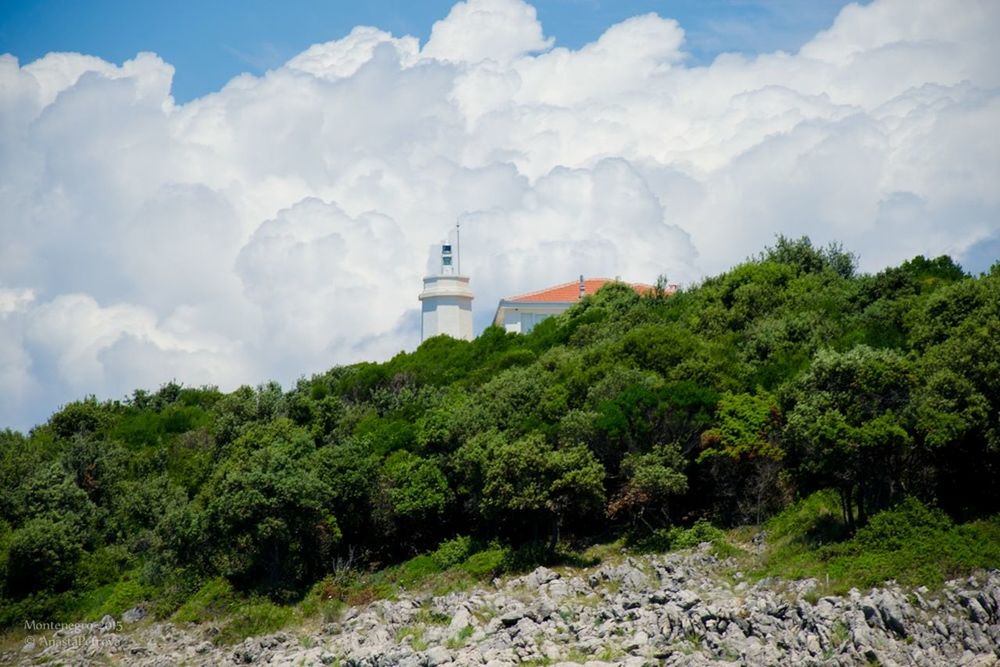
[
  {"left": 422, "top": 296, "right": 473, "bottom": 340},
  {"left": 494, "top": 303, "right": 570, "bottom": 334},
  {"left": 419, "top": 275, "right": 474, "bottom": 341}
]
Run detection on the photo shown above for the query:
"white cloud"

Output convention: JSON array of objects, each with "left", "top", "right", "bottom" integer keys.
[
  {"left": 287, "top": 27, "right": 420, "bottom": 80},
  {"left": 422, "top": 0, "right": 553, "bottom": 65},
  {"left": 0, "top": 0, "right": 998, "bottom": 430}
]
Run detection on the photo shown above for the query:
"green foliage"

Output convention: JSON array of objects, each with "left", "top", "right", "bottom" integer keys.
[
  {"left": 199, "top": 421, "right": 338, "bottom": 596},
  {"left": 432, "top": 536, "right": 473, "bottom": 568},
  {"left": 609, "top": 444, "right": 687, "bottom": 527},
  {"left": 379, "top": 451, "right": 451, "bottom": 526},
  {"left": 5, "top": 517, "right": 84, "bottom": 597},
  {"left": 170, "top": 577, "right": 294, "bottom": 643},
  {"left": 216, "top": 600, "right": 295, "bottom": 645},
  {"left": 784, "top": 345, "right": 915, "bottom": 528},
  {"left": 480, "top": 433, "right": 605, "bottom": 540},
  {"left": 73, "top": 572, "right": 153, "bottom": 621},
  {"left": 459, "top": 549, "right": 506, "bottom": 578},
  {"left": 2, "top": 238, "right": 998, "bottom": 629},
  {"left": 699, "top": 391, "right": 782, "bottom": 462},
  {"left": 852, "top": 497, "right": 952, "bottom": 551},
  {"left": 759, "top": 235, "right": 857, "bottom": 279},
  {"left": 49, "top": 397, "right": 116, "bottom": 440},
  {"left": 171, "top": 577, "right": 236, "bottom": 623},
  {"left": 629, "top": 519, "right": 729, "bottom": 554},
  {"left": 765, "top": 489, "right": 848, "bottom": 545},
  {"left": 762, "top": 492, "right": 1000, "bottom": 590},
  {"left": 394, "top": 555, "right": 443, "bottom": 588}
]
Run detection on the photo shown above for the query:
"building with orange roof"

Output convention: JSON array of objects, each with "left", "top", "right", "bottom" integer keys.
[{"left": 492, "top": 275, "right": 657, "bottom": 334}]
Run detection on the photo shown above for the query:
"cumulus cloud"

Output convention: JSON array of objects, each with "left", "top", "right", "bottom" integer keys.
[
  {"left": 0, "top": 0, "right": 998, "bottom": 429},
  {"left": 422, "top": 0, "right": 553, "bottom": 64}
]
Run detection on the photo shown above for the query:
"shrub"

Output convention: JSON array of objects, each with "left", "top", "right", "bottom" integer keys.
[
  {"left": 853, "top": 496, "right": 951, "bottom": 551},
  {"left": 668, "top": 520, "right": 727, "bottom": 549},
  {"left": 762, "top": 492, "right": 1000, "bottom": 590},
  {"left": 460, "top": 549, "right": 506, "bottom": 578},
  {"left": 299, "top": 577, "right": 347, "bottom": 622},
  {"left": 216, "top": 599, "right": 295, "bottom": 644},
  {"left": 395, "top": 554, "right": 442, "bottom": 588},
  {"left": 172, "top": 577, "right": 236, "bottom": 623},
  {"left": 432, "top": 535, "right": 473, "bottom": 568},
  {"left": 765, "top": 488, "right": 846, "bottom": 544},
  {"left": 629, "top": 519, "right": 727, "bottom": 554},
  {"left": 5, "top": 518, "right": 83, "bottom": 597},
  {"left": 74, "top": 575, "right": 154, "bottom": 621}
]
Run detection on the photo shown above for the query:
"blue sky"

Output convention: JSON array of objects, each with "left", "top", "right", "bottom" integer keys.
[{"left": 1, "top": 0, "right": 859, "bottom": 102}]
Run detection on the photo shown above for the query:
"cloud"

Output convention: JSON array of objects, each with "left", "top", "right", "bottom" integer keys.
[
  {"left": 287, "top": 27, "right": 420, "bottom": 80},
  {"left": 1, "top": 0, "right": 998, "bottom": 430},
  {"left": 422, "top": 0, "right": 553, "bottom": 64}
]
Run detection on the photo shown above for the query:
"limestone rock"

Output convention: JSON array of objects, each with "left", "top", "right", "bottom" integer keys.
[{"left": 13, "top": 551, "right": 1000, "bottom": 667}]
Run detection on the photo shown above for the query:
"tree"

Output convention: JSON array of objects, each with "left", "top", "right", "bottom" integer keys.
[
  {"left": 476, "top": 365, "right": 547, "bottom": 433},
  {"left": 607, "top": 443, "right": 687, "bottom": 530},
  {"left": 481, "top": 433, "right": 605, "bottom": 546},
  {"left": 699, "top": 391, "right": 785, "bottom": 523},
  {"left": 311, "top": 437, "right": 380, "bottom": 553},
  {"left": 200, "top": 421, "right": 335, "bottom": 597},
  {"left": 211, "top": 382, "right": 287, "bottom": 449},
  {"left": 909, "top": 268, "right": 1000, "bottom": 517},
  {"left": 785, "top": 346, "right": 914, "bottom": 530},
  {"left": 49, "top": 396, "right": 115, "bottom": 440},
  {"left": 4, "top": 517, "right": 84, "bottom": 597},
  {"left": 376, "top": 450, "right": 451, "bottom": 550},
  {"left": 760, "top": 235, "right": 857, "bottom": 279}
]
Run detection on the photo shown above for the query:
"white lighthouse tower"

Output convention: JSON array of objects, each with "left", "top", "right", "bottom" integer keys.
[{"left": 419, "top": 224, "right": 474, "bottom": 342}]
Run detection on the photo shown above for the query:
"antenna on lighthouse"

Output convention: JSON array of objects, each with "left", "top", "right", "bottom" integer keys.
[{"left": 456, "top": 221, "right": 461, "bottom": 275}]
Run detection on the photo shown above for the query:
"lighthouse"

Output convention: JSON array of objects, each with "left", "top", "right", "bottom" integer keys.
[{"left": 418, "top": 224, "right": 474, "bottom": 342}]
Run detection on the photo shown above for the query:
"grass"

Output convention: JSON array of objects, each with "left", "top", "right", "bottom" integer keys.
[
  {"left": 446, "top": 623, "right": 474, "bottom": 649},
  {"left": 67, "top": 571, "right": 154, "bottom": 622},
  {"left": 171, "top": 577, "right": 297, "bottom": 645},
  {"left": 627, "top": 519, "right": 745, "bottom": 559},
  {"left": 396, "top": 626, "right": 428, "bottom": 651},
  {"left": 215, "top": 600, "right": 295, "bottom": 645},
  {"left": 756, "top": 490, "right": 1000, "bottom": 593}
]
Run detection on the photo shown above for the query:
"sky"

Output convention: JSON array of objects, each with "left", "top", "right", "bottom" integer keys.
[
  {"left": 1, "top": 0, "right": 998, "bottom": 431},
  {"left": 1, "top": 1, "right": 857, "bottom": 102}
]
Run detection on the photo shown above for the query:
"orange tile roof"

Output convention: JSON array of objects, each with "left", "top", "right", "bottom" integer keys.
[{"left": 504, "top": 278, "right": 655, "bottom": 303}]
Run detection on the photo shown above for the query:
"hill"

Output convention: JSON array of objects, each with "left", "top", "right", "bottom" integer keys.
[{"left": 1, "top": 236, "right": 998, "bottom": 644}]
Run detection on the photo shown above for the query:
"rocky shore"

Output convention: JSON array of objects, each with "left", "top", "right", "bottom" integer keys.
[{"left": 10, "top": 544, "right": 1000, "bottom": 666}]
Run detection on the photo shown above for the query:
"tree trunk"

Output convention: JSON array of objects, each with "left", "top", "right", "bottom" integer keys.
[
  {"left": 856, "top": 481, "right": 868, "bottom": 527},
  {"left": 548, "top": 517, "right": 561, "bottom": 551},
  {"left": 840, "top": 485, "right": 855, "bottom": 534}
]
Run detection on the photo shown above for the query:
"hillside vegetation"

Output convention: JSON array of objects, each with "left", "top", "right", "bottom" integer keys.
[{"left": 2, "top": 237, "right": 998, "bottom": 635}]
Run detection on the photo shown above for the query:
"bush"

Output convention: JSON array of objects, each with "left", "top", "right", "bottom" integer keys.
[
  {"left": 216, "top": 599, "right": 295, "bottom": 644},
  {"left": 460, "top": 549, "right": 506, "bottom": 578},
  {"left": 668, "top": 520, "right": 727, "bottom": 549},
  {"left": 629, "top": 519, "right": 727, "bottom": 554},
  {"left": 394, "top": 554, "right": 442, "bottom": 588},
  {"left": 853, "top": 496, "right": 951, "bottom": 551},
  {"left": 172, "top": 577, "right": 236, "bottom": 623},
  {"left": 76, "top": 545, "right": 131, "bottom": 590},
  {"left": 169, "top": 576, "right": 298, "bottom": 644},
  {"left": 299, "top": 577, "right": 347, "bottom": 622},
  {"left": 72, "top": 574, "right": 154, "bottom": 621},
  {"left": 432, "top": 535, "right": 473, "bottom": 568},
  {"left": 765, "top": 488, "right": 846, "bottom": 545},
  {"left": 762, "top": 492, "right": 1000, "bottom": 590},
  {"left": 5, "top": 518, "right": 83, "bottom": 597}
]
